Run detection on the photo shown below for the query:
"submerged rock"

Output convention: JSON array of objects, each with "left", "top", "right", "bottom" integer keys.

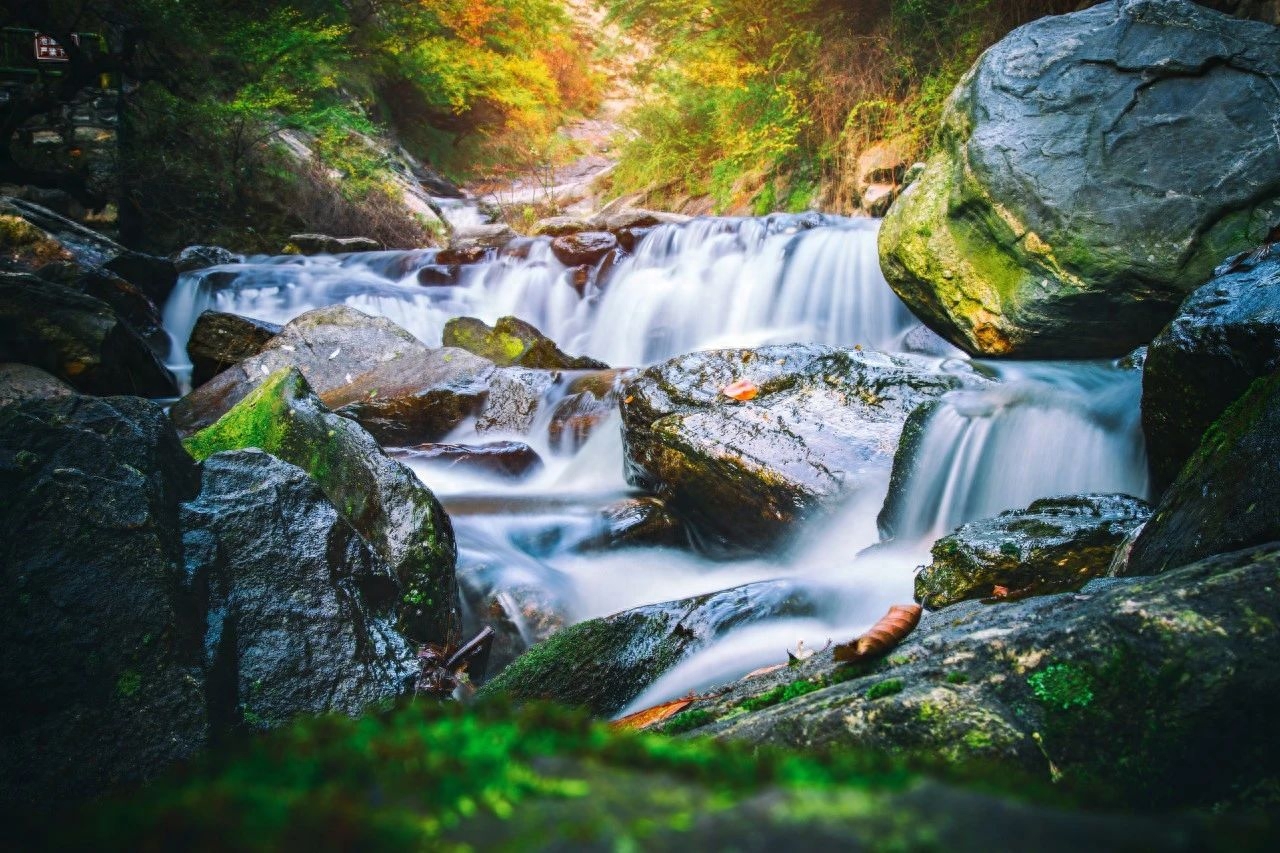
[
  {"left": 1126, "top": 371, "right": 1280, "bottom": 576},
  {"left": 546, "top": 389, "right": 615, "bottom": 454},
  {"left": 0, "top": 395, "right": 205, "bottom": 811},
  {"left": 878, "top": 0, "right": 1280, "bottom": 357},
  {"left": 678, "top": 544, "right": 1280, "bottom": 810},
  {"left": 621, "top": 345, "right": 981, "bottom": 553},
  {"left": 575, "top": 497, "right": 689, "bottom": 552},
  {"left": 0, "top": 273, "right": 178, "bottom": 398},
  {"left": 443, "top": 315, "right": 607, "bottom": 370},
  {"left": 477, "top": 580, "right": 823, "bottom": 716},
  {"left": 389, "top": 441, "right": 544, "bottom": 479},
  {"left": 181, "top": 450, "right": 416, "bottom": 728},
  {"left": 1142, "top": 250, "right": 1280, "bottom": 493},
  {"left": 915, "top": 494, "right": 1151, "bottom": 609},
  {"left": 182, "top": 368, "right": 457, "bottom": 645},
  {"left": 187, "top": 310, "right": 282, "bottom": 387}
]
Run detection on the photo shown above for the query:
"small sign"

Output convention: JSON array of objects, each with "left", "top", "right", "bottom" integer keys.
[{"left": 34, "top": 33, "right": 79, "bottom": 62}]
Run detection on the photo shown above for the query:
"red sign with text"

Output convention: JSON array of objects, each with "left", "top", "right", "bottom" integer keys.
[{"left": 34, "top": 33, "right": 79, "bottom": 62}]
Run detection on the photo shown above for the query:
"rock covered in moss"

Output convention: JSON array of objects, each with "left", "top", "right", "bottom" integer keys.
[
  {"left": 878, "top": 1, "right": 1280, "bottom": 358},
  {"left": 443, "top": 315, "right": 607, "bottom": 370},
  {"left": 679, "top": 544, "right": 1280, "bottom": 810},
  {"left": 187, "top": 310, "right": 282, "bottom": 387},
  {"left": 477, "top": 580, "right": 823, "bottom": 716},
  {"left": 181, "top": 450, "right": 416, "bottom": 728},
  {"left": 915, "top": 494, "right": 1151, "bottom": 609},
  {"left": 182, "top": 367, "right": 457, "bottom": 645},
  {"left": 1126, "top": 371, "right": 1280, "bottom": 576},
  {"left": 1142, "top": 250, "right": 1280, "bottom": 493},
  {"left": 0, "top": 394, "right": 205, "bottom": 811},
  {"left": 621, "top": 345, "right": 984, "bottom": 554},
  {"left": 0, "top": 272, "right": 178, "bottom": 397}
]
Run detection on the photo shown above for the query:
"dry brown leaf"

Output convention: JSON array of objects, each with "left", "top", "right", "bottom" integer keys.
[
  {"left": 610, "top": 697, "right": 694, "bottom": 732},
  {"left": 722, "top": 379, "right": 759, "bottom": 401},
  {"left": 992, "top": 585, "right": 1010, "bottom": 599},
  {"left": 742, "top": 663, "right": 788, "bottom": 680},
  {"left": 833, "top": 604, "right": 922, "bottom": 664}
]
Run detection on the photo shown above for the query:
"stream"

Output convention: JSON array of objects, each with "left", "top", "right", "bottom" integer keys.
[{"left": 161, "top": 212, "right": 1149, "bottom": 715}]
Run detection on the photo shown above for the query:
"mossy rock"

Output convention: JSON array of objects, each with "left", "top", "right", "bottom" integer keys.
[
  {"left": 878, "top": 1, "right": 1280, "bottom": 358},
  {"left": 443, "top": 315, "right": 607, "bottom": 370},
  {"left": 183, "top": 367, "right": 457, "bottom": 644}
]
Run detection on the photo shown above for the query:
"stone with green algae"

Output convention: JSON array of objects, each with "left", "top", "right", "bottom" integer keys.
[
  {"left": 443, "top": 315, "right": 607, "bottom": 370},
  {"left": 183, "top": 367, "right": 457, "bottom": 645}
]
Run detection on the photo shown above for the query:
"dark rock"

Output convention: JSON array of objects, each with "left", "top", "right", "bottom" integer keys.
[
  {"left": 477, "top": 580, "right": 824, "bottom": 716},
  {"left": 170, "top": 305, "right": 427, "bottom": 436},
  {"left": 879, "top": 0, "right": 1280, "bottom": 357},
  {"left": 613, "top": 225, "right": 653, "bottom": 253},
  {"left": 679, "top": 544, "right": 1280, "bottom": 811},
  {"left": 550, "top": 231, "right": 618, "bottom": 267},
  {"left": 172, "top": 245, "right": 240, "bottom": 273},
  {"left": 457, "top": 556, "right": 571, "bottom": 677},
  {"left": 102, "top": 251, "right": 179, "bottom": 306},
  {"left": 71, "top": 269, "right": 168, "bottom": 349},
  {"left": 1126, "top": 371, "right": 1280, "bottom": 575},
  {"left": 876, "top": 401, "right": 940, "bottom": 542},
  {"left": 443, "top": 315, "right": 608, "bottom": 370},
  {"left": 547, "top": 390, "right": 615, "bottom": 454},
  {"left": 0, "top": 362, "right": 74, "bottom": 407},
  {"left": 0, "top": 196, "right": 123, "bottom": 269},
  {"left": 181, "top": 450, "right": 416, "bottom": 729},
  {"left": 318, "top": 347, "right": 496, "bottom": 446},
  {"left": 1142, "top": 251, "right": 1280, "bottom": 493},
  {"left": 916, "top": 494, "right": 1151, "bottom": 609},
  {"left": 285, "top": 234, "right": 383, "bottom": 255},
  {"left": 0, "top": 272, "right": 178, "bottom": 398},
  {"left": 182, "top": 368, "right": 457, "bottom": 645},
  {"left": 388, "top": 441, "right": 543, "bottom": 479},
  {"left": 415, "top": 264, "right": 460, "bottom": 286},
  {"left": 576, "top": 497, "right": 689, "bottom": 552},
  {"left": 435, "top": 245, "right": 491, "bottom": 266},
  {"left": 621, "top": 345, "right": 983, "bottom": 554},
  {"left": 187, "top": 310, "right": 283, "bottom": 387},
  {"left": 0, "top": 395, "right": 205, "bottom": 811}
]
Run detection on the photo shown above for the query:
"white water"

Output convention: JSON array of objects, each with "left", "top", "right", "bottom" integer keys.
[{"left": 160, "top": 211, "right": 1150, "bottom": 709}]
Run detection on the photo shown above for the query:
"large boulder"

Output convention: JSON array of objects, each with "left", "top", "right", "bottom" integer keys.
[
  {"left": 0, "top": 363, "right": 74, "bottom": 408},
  {"left": 550, "top": 231, "right": 618, "bottom": 267},
  {"left": 443, "top": 315, "right": 607, "bottom": 370},
  {"left": 915, "top": 494, "right": 1151, "bottom": 609},
  {"left": 1126, "top": 371, "right": 1280, "bottom": 575},
  {"left": 1142, "top": 250, "right": 1280, "bottom": 493},
  {"left": 0, "top": 196, "right": 124, "bottom": 270},
  {"left": 621, "top": 345, "right": 982, "bottom": 553},
  {"left": 673, "top": 544, "right": 1280, "bottom": 810},
  {"left": 878, "top": 0, "right": 1280, "bottom": 358},
  {"left": 182, "top": 368, "right": 457, "bottom": 645},
  {"left": 477, "top": 580, "right": 823, "bottom": 717},
  {"left": 0, "top": 273, "right": 178, "bottom": 397},
  {"left": 181, "top": 450, "right": 416, "bottom": 729},
  {"left": 187, "top": 310, "right": 282, "bottom": 387},
  {"left": 0, "top": 395, "right": 205, "bottom": 811}
]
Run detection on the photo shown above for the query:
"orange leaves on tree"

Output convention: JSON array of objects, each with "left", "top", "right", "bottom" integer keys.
[
  {"left": 722, "top": 379, "right": 759, "bottom": 401},
  {"left": 833, "top": 604, "right": 922, "bottom": 664},
  {"left": 610, "top": 697, "right": 694, "bottom": 732}
]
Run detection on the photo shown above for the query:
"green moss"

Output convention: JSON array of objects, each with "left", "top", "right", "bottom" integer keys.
[
  {"left": 866, "top": 679, "right": 905, "bottom": 700},
  {"left": 115, "top": 670, "right": 142, "bottom": 698},
  {"left": 1028, "top": 663, "right": 1094, "bottom": 711},
  {"left": 741, "top": 678, "right": 824, "bottom": 712},
  {"left": 182, "top": 368, "right": 296, "bottom": 462},
  {"left": 661, "top": 709, "right": 716, "bottom": 735},
  {"left": 945, "top": 672, "right": 969, "bottom": 685}
]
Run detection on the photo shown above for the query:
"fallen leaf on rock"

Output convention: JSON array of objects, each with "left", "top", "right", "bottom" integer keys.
[
  {"left": 833, "top": 604, "right": 922, "bottom": 664},
  {"left": 328, "top": 347, "right": 341, "bottom": 360},
  {"left": 722, "top": 379, "right": 759, "bottom": 401},
  {"left": 992, "top": 585, "right": 1009, "bottom": 598},
  {"left": 610, "top": 697, "right": 694, "bottom": 732},
  {"left": 743, "top": 663, "right": 788, "bottom": 680}
]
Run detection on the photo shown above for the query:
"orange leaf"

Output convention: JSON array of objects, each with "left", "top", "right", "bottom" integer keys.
[
  {"left": 722, "top": 379, "right": 759, "bottom": 401},
  {"left": 610, "top": 697, "right": 694, "bottom": 732},
  {"left": 992, "top": 585, "right": 1009, "bottom": 598},
  {"left": 833, "top": 604, "right": 922, "bottom": 664}
]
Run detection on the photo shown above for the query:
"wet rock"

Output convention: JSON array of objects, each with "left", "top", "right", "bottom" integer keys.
[
  {"left": 415, "top": 264, "right": 460, "bottom": 286},
  {"left": 181, "top": 450, "right": 416, "bottom": 729},
  {"left": 680, "top": 543, "right": 1280, "bottom": 810},
  {"left": 621, "top": 345, "right": 983, "bottom": 554},
  {"left": 474, "top": 367, "right": 557, "bottom": 434},
  {"left": 576, "top": 497, "right": 689, "bottom": 552},
  {"left": 170, "top": 305, "right": 427, "bottom": 436},
  {"left": 878, "top": 1, "right": 1280, "bottom": 358},
  {"left": 450, "top": 223, "right": 517, "bottom": 252},
  {"left": 0, "top": 272, "right": 178, "bottom": 398},
  {"left": 187, "top": 310, "right": 283, "bottom": 387},
  {"left": 102, "top": 251, "right": 179, "bottom": 307},
  {"left": 550, "top": 231, "right": 618, "bottom": 267},
  {"left": 547, "top": 390, "right": 615, "bottom": 454},
  {"left": 477, "top": 580, "right": 823, "bottom": 716},
  {"left": 434, "top": 245, "right": 491, "bottom": 266},
  {"left": 533, "top": 216, "right": 592, "bottom": 237},
  {"left": 318, "top": 347, "right": 496, "bottom": 446},
  {"left": 0, "top": 196, "right": 124, "bottom": 269},
  {"left": 71, "top": 268, "right": 167, "bottom": 348},
  {"left": 591, "top": 209, "right": 690, "bottom": 232},
  {"left": 899, "top": 323, "right": 962, "bottom": 358},
  {"left": 284, "top": 234, "right": 383, "bottom": 255},
  {"left": 173, "top": 245, "right": 240, "bottom": 274},
  {"left": 0, "top": 394, "right": 205, "bottom": 811},
  {"left": 915, "top": 494, "right": 1151, "bottom": 610},
  {"left": 457, "top": 556, "right": 571, "bottom": 677},
  {"left": 443, "top": 315, "right": 608, "bottom": 370},
  {"left": 0, "top": 362, "right": 75, "bottom": 407},
  {"left": 182, "top": 368, "right": 457, "bottom": 645},
  {"left": 612, "top": 226, "right": 652, "bottom": 253},
  {"left": 1126, "top": 371, "right": 1280, "bottom": 576},
  {"left": 1142, "top": 251, "right": 1280, "bottom": 493},
  {"left": 389, "top": 441, "right": 544, "bottom": 479}
]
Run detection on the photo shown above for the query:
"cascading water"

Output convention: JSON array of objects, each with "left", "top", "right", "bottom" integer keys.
[{"left": 160, "top": 209, "right": 1152, "bottom": 712}]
